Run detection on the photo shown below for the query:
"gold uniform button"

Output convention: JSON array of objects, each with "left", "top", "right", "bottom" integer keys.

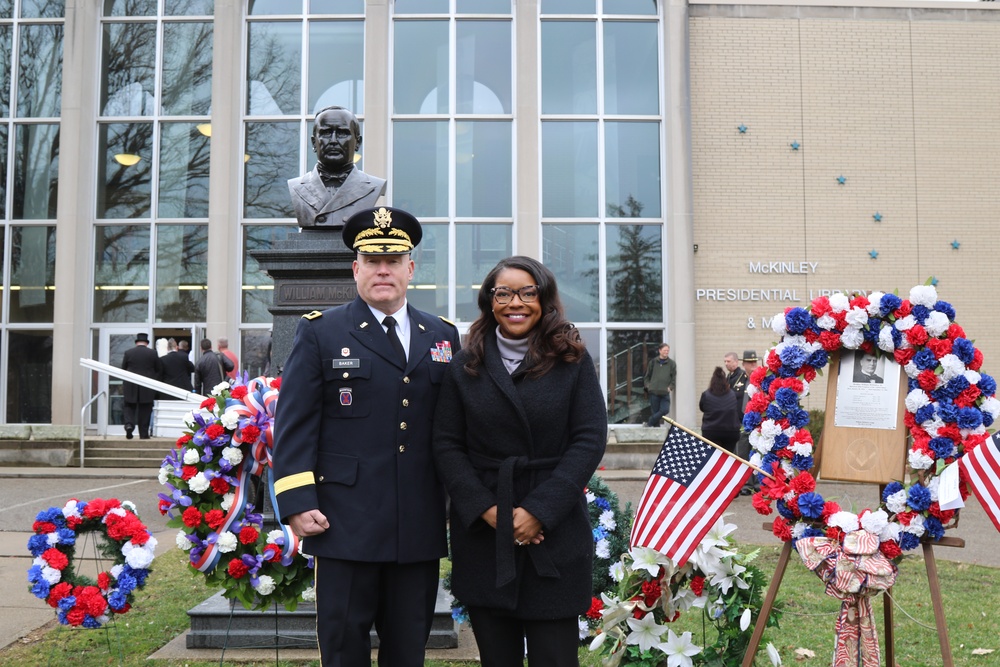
[
  {"left": 318, "top": 475, "right": 325, "bottom": 482},
  {"left": 400, "top": 422, "right": 407, "bottom": 430},
  {"left": 398, "top": 444, "right": 406, "bottom": 453},
  {"left": 342, "top": 372, "right": 349, "bottom": 379},
  {"left": 403, "top": 376, "right": 410, "bottom": 384},
  {"left": 402, "top": 398, "right": 409, "bottom": 407}
]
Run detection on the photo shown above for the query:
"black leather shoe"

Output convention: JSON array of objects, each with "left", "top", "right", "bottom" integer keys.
[{"left": 125, "top": 428, "right": 134, "bottom": 440}]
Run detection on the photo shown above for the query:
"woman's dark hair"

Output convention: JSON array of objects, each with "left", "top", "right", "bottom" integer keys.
[
  {"left": 463, "top": 256, "right": 586, "bottom": 377},
  {"left": 709, "top": 367, "right": 730, "bottom": 395}
]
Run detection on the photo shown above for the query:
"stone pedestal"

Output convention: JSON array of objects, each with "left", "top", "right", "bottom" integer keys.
[{"left": 249, "top": 230, "right": 357, "bottom": 374}]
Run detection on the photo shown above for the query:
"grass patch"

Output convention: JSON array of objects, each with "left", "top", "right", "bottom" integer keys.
[{"left": 3, "top": 546, "right": 998, "bottom": 666}]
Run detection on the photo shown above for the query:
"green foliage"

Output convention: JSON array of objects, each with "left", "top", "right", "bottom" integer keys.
[
  {"left": 807, "top": 408, "right": 825, "bottom": 445},
  {"left": 587, "top": 473, "right": 634, "bottom": 597}
]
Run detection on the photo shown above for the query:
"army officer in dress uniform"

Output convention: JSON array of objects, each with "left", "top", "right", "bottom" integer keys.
[{"left": 272, "top": 206, "right": 461, "bottom": 667}]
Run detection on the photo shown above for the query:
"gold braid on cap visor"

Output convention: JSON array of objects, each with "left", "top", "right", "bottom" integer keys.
[{"left": 353, "top": 227, "right": 413, "bottom": 252}]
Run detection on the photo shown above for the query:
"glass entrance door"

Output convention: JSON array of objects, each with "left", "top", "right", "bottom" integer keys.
[{"left": 90, "top": 330, "right": 148, "bottom": 434}]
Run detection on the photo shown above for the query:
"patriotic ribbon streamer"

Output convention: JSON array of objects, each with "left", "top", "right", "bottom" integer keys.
[
  {"left": 795, "top": 531, "right": 898, "bottom": 667},
  {"left": 191, "top": 376, "right": 299, "bottom": 573}
]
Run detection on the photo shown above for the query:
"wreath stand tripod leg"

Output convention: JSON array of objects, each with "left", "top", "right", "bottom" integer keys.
[
  {"left": 922, "top": 542, "right": 954, "bottom": 667},
  {"left": 882, "top": 586, "right": 895, "bottom": 667},
  {"left": 741, "top": 535, "right": 792, "bottom": 667}
]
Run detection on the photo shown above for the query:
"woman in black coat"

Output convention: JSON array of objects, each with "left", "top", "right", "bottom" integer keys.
[
  {"left": 699, "top": 366, "right": 741, "bottom": 453},
  {"left": 433, "top": 256, "right": 607, "bottom": 667}
]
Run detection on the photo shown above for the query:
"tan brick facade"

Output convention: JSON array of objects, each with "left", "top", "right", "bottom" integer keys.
[{"left": 687, "top": 6, "right": 1000, "bottom": 419}]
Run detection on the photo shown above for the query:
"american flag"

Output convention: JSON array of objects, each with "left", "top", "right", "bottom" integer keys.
[
  {"left": 959, "top": 431, "right": 1000, "bottom": 533},
  {"left": 630, "top": 424, "right": 753, "bottom": 567}
]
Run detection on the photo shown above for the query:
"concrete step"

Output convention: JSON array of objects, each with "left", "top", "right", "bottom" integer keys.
[{"left": 74, "top": 437, "right": 174, "bottom": 468}]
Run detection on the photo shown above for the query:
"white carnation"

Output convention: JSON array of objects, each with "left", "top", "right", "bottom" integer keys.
[
  {"left": 255, "top": 574, "right": 276, "bottom": 596},
  {"left": 908, "top": 448, "right": 934, "bottom": 471},
  {"left": 110, "top": 564, "right": 123, "bottom": 579},
  {"left": 221, "top": 492, "right": 235, "bottom": 511},
  {"left": 609, "top": 561, "right": 626, "bottom": 582},
  {"left": 886, "top": 490, "right": 908, "bottom": 514},
  {"left": 926, "top": 476, "right": 940, "bottom": 502},
  {"left": 923, "top": 417, "right": 945, "bottom": 438},
  {"left": 62, "top": 500, "right": 83, "bottom": 519},
  {"left": 578, "top": 618, "right": 589, "bottom": 641},
  {"left": 770, "top": 313, "right": 787, "bottom": 336},
  {"left": 47, "top": 532, "right": 61, "bottom": 546},
  {"left": 866, "top": 292, "right": 885, "bottom": 316},
  {"left": 301, "top": 586, "right": 316, "bottom": 602},
  {"left": 217, "top": 531, "right": 238, "bottom": 553},
  {"left": 760, "top": 420, "right": 783, "bottom": 439},
  {"left": 878, "top": 326, "right": 896, "bottom": 353},
  {"left": 894, "top": 315, "right": 915, "bottom": 332},
  {"left": 211, "top": 381, "right": 230, "bottom": 396},
  {"left": 183, "top": 448, "right": 200, "bottom": 465},
  {"left": 840, "top": 326, "right": 864, "bottom": 349},
  {"left": 879, "top": 522, "right": 901, "bottom": 544},
  {"left": 158, "top": 466, "right": 171, "bottom": 485},
  {"left": 595, "top": 539, "right": 610, "bottom": 559},
  {"left": 828, "top": 511, "right": 859, "bottom": 533},
  {"left": 586, "top": 491, "right": 596, "bottom": 503},
  {"left": 905, "top": 389, "right": 930, "bottom": 413},
  {"left": 903, "top": 361, "right": 918, "bottom": 378},
  {"left": 788, "top": 439, "right": 813, "bottom": 457},
  {"left": 845, "top": 307, "right": 868, "bottom": 328},
  {"left": 791, "top": 522, "right": 807, "bottom": 539},
  {"left": 816, "top": 313, "right": 837, "bottom": 330},
  {"left": 749, "top": 452, "right": 763, "bottom": 469},
  {"left": 221, "top": 411, "right": 240, "bottom": 430},
  {"left": 222, "top": 446, "right": 244, "bottom": 466},
  {"left": 122, "top": 542, "right": 155, "bottom": 570},
  {"left": 176, "top": 530, "right": 193, "bottom": 551},
  {"left": 939, "top": 354, "right": 966, "bottom": 382},
  {"left": 42, "top": 565, "right": 62, "bottom": 585},
  {"left": 599, "top": 510, "right": 617, "bottom": 531},
  {"left": 188, "top": 472, "right": 210, "bottom": 494},
  {"left": 860, "top": 509, "right": 889, "bottom": 534},
  {"left": 980, "top": 396, "right": 1000, "bottom": 421},
  {"left": 829, "top": 293, "right": 849, "bottom": 312},
  {"left": 924, "top": 311, "right": 950, "bottom": 338},
  {"left": 909, "top": 284, "right": 938, "bottom": 307},
  {"left": 267, "top": 529, "right": 284, "bottom": 544},
  {"left": 964, "top": 370, "right": 982, "bottom": 386},
  {"left": 903, "top": 514, "right": 925, "bottom": 538}
]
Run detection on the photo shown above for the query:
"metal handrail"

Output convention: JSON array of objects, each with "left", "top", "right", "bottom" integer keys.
[{"left": 79, "top": 391, "right": 106, "bottom": 469}]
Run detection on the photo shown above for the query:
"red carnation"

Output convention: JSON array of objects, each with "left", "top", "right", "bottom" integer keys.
[
  {"left": 903, "top": 412, "right": 916, "bottom": 429},
  {"left": 206, "top": 423, "right": 226, "bottom": 439},
  {"left": 751, "top": 493, "right": 773, "bottom": 515},
  {"left": 690, "top": 575, "right": 705, "bottom": 597},
  {"left": 641, "top": 579, "right": 662, "bottom": 607},
  {"left": 905, "top": 325, "right": 929, "bottom": 346},
  {"left": 880, "top": 540, "right": 902, "bottom": 560},
  {"left": 772, "top": 517, "right": 792, "bottom": 541},
  {"left": 895, "top": 511, "right": 915, "bottom": 526},
  {"left": 48, "top": 582, "right": 72, "bottom": 608},
  {"left": 804, "top": 329, "right": 819, "bottom": 344},
  {"left": 33, "top": 521, "right": 56, "bottom": 534},
  {"left": 946, "top": 323, "right": 965, "bottom": 341},
  {"left": 817, "top": 331, "right": 841, "bottom": 351},
  {"left": 970, "top": 348, "right": 984, "bottom": 371},
  {"left": 241, "top": 425, "right": 261, "bottom": 443},
  {"left": 77, "top": 586, "right": 108, "bottom": 617},
  {"left": 182, "top": 507, "right": 203, "bottom": 528},
  {"left": 790, "top": 472, "right": 816, "bottom": 494},
  {"left": 766, "top": 350, "right": 781, "bottom": 372},
  {"left": 747, "top": 393, "right": 770, "bottom": 413},
  {"left": 821, "top": 501, "right": 841, "bottom": 523},
  {"left": 893, "top": 347, "right": 916, "bottom": 366},
  {"left": 586, "top": 597, "right": 603, "bottom": 620},
  {"left": 66, "top": 516, "right": 82, "bottom": 530},
  {"left": 893, "top": 301, "right": 912, "bottom": 319},
  {"left": 158, "top": 498, "right": 171, "bottom": 515},
  {"left": 239, "top": 526, "right": 260, "bottom": 545},
  {"left": 849, "top": 295, "right": 870, "bottom": 310},
  {"left": 917, "top": 370, "right": 939, "bottom": 393},
  {"left": 227, "top": 559, "right": 249, "bottom": 579},
  {"left": 955, "top": 385, "right": 981, "bottom": 408},
  {"left": 66, "top": 608, "right": 86, "bottom": 626},
  {"left": 181, "top": 465, "right": 199, "bottom": 481},
  {"left": 42, "top": 547, "right": 69, "bottom": 570},
  {"left": 210, "top": 477, "right": 231, "bottom": 495},
  {"left": 98, "top": 572, "right": 110, "bottom": 590},
  {"left": 230, "top": 386, "right": 248, "bottom": 400},
  {"left": 176, "top": 433, "right": 192, "bottom": 448},
  {"left": 928, "top": 502, "right": 955, "bottom": 524},
  {"left": 750, "top": 366, "right": 767, "bottom": 385},
  {"left": 802, "top": 366, "right": 817, "bottom": 383},
  {"left": 131, "top": 530, "right": 150, "bottom": 547},
  {"left": 926, "top": 338, "right": 952, "bottom": 358},
  {"left": 205, "top": 509, "right": 226, "bottom": 530},
  {"left": 825, "top": 526, "right": 844, "bottom": 541},
  {"left": 200, "top": 397, "right": 217, "bottom": 410},
  {"left": 270, "top": 378, "right": 281, "bottom": 389}
]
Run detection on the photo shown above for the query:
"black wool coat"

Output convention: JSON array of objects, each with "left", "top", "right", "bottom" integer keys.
[{"left": 432, "top": 330, "right": 607, "bottom": 618}]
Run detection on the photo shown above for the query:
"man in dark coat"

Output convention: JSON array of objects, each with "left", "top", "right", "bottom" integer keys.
[
  {"left": 160, "top": 339, "right": 195, "bottom": 396},
  {"left": 272, "top": 206, "right": 460, "bottom": 667},
  {"left": 193, "top": 338, "right": 234, "bottom": 395},
  {"left": 120, "top": 332, "right": 162, "bottom": 439}
]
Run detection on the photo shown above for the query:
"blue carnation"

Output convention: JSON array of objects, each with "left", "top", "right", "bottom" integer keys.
[
  {"left": 760, "top": 375, "right": 774, "bottom": 393},
  {"left": 880, "top": 293, "right": 902, "bottom": 315},
  {"left": 117, "top": 572, "right": 137, "bottom": 595},
  {"left": 882, "top": 482, "right": 904, "bottom": 501},
  {"left": 802, "top": 526, "right": 826, "bottom": 539},
  {"left": 912, "top": 349, "right": 939, "bottom": 371},
  {"left": 130, "top": 565, "right": 150, "bottom": 587},
  {"left": 899, "top": 532, "right": 920, "bottom": 551},
  {"left": 743, "top": 411, "right": 762, "bottom": 430},
  {"left": 798, "top": 492, "right": 825, "bottom": 519},
  {"left": 35, "top": 507, "right": 63, "bottom": 523},
  {"left": 785, "top": 308, "right": 813, "bottom": 335},
  {"left": 778, "top": 345, "right": 809, "bottom": 370},
  {"left": 27, "top": 564, "right": 43, "bottom": 583},
  {"left": 776, "top": 500, "right": 797, "bottom": 520},
  {"left": 953, "top": 338, "right": 975, "bottom": 365},
  {"left": 761, "top": 452, "right": 780, "bottom": 474},
  {"left": 766, "top": 403, "right": 785, "bottom": 421},
  {"left": 592, "top": 527, "right": 607, "bottom": 542},
  {"left": 773, "top": 433, "right": 790, "bottom": 449},
  {"left": 788, "top": 409, "right": 810, "bottom": 429},
  {"left": 979, "top": 374, "right": 997, "bottom": 396},
  {"left": 908, "top": 377, "right": 920, "bottom": 393},
  {"left": 933, "top": 301, "right": 956, "bottom": 320},
  {"left": 924, "top": 516, "right": 945, "bottom": 541},
  {"left": 907, "top": 484, "right": 932, "bottom": 511},
  {"left": 936, "top": 401, "right": 959, "bottom": 423},
  {"left": 595, "top": 497, "right": 611, "bottom": 512},
  {"left": 984, "top": 411, "right": 995, "bottom": 428},
  {"left": 958, "top": 407, "right": 983, "bottom": 430},
  {"left": 928, "top": 437, "right": 955, "bottom": 459},
  {"left": 57, "top": 610, "right": 69, "bottom": 625},
  {"left": 775, "top": 387, "right": 800, "bottom": 412},
  {"left": 808, "top": 349, "right": 829, "bottom": 368},
  {"left": 778, "top": 364, "right": 799, "bottom": 378},
  {"left": 890, "top": 327, "right": 903, "bottom": 348},
  {"left": 911, "top": 304, "right": 930, "bottom": 323},
  {"left": 31, "top": 580, "right": 50, "bottom": 599},
  {"left": 82, "top": 615, "right": 102, "bottom": 629},
  {"left": 56, "top": 528, "right": 76, "bottom": 545},
  {"left": 58, "top": 595, "right": 76, "bottom": 612},
  {"left": 27, "top": 534, "right": 50, "bottom": 556},
  {"left": 108, "top": 590, "right": 128, "bottom": 611},
  {"left": 914, "top": 404, "right": 936, "bottom": 425},
  {"left": 792, "top": 454, "right": 814, "bottom": 471},
  {"left": 863, "top": 323, "right": 881, "bottom": 343}
]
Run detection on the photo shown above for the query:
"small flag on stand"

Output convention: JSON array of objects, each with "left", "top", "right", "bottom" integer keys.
[
  {"left": 630, "top": 420, "right": 754, "bottom": 567},
  {"left": 959, "top": 431, "right": 1000, "bottom": 533}
]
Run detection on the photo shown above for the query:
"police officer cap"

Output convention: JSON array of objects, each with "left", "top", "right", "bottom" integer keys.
[
  {"left": 742, "top": 350, "right": 758, "bottom": 363},
  {"left": 342, "top": 206, "right": 422, "bottom": 255}
]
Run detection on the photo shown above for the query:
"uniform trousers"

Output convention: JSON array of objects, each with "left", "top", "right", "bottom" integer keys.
[
  {"left": 122, "top": 401, "right": 153, "bottom": 439},
  {"left": 314, "top": 556, "right": 439, "bottom": 667},
  {"left": 468, "top": 607, "right": 579, "bottom": 667}
]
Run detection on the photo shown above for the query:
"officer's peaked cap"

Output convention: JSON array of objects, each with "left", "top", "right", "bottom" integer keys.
[{"left": 342, "top": 206, "right": 422, "bottom": 254}]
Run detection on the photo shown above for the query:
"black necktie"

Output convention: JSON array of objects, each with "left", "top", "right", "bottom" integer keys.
[{"left": 382, "top": 316, "right": 407, "bottom": 366}]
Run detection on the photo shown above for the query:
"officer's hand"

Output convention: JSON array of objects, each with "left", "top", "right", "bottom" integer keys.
[
  {"left": 480, "top": 505, "right": 498, "bottom": 529},
  {"left": 513, "top": 507, "right": 544, "bottom": 545},
  {"left": 289, "top": 510, "right": 329, "bottom": 537}
]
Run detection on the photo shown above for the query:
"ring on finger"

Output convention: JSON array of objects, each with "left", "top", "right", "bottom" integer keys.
[{"left": 515, "top": 539, "right": 525, "bottom": 546}]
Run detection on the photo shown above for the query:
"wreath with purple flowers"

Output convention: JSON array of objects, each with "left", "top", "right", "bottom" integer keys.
[{"left": 745, "top": 283, "right": 998, "bottom": 559}]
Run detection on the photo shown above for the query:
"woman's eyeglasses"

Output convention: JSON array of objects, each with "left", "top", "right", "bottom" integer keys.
[{"left": 491, "top": 285, "right": 539, "bottom": 305}]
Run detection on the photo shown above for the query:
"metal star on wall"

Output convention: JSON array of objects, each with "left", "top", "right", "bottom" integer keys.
[
  {"left": 738, "top": 124, "right": 747, "bottom": 134},
  {"left": 790, "top": 141, "right": 800, "bottom": 150},
  {"left": 951, "top": 240, "right": 960, "bottom": 250},
  {"left": 931, "top": 277, "right": 939, "bottom": 286},
  {"left": 869, "top": 249, "right": 879, "bottom": 259},
  {"left": 837, "top": 175, "right": 847, "bottom": 185},
  {"left": 873, "top": 212, "right": 883, "bottom": 222}
]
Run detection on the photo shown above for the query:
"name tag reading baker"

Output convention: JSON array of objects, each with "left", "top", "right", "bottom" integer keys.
[{"left": 333, "top": 359, "right": 360, "bottom": 369}]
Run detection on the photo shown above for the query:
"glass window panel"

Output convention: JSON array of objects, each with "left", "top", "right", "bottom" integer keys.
[
  {"left": 393, "top": 20, "right": 448, "bottom": 114},
  {"left": 249, "top": 0, "right": 302, "bottom": 13},
  {"left": 308, "top": 20, "right": 364, "bottom": 116},
  {"left": 244, "top": 122, "right": 298, "bottom": 218},
  {"left": 605, "top": 121, "right": 660, "bottom": 218},
  {"left": 0, "top": 1, "right": 10, "bottom": 18},
  {"left": 247, "top": 22, "right": 302, "bottom": 115},
  {"left": 161, "top": 22, "right": 213, "bottom": 116},
  {"left": 17, "top": 24, "right": 63, "bottom": 118},
  {"left": 409, "top": 222, "right": 447, "bottom": 316},
  {"left": 101, "top": 22, "right": 156, "bottom": 116},
  {"left": 577, "top": 327, "right": 600, "bottom": 369},
  {"left": 456, "top": 120, "right": 511, "bottom": 218},
  {"left": 13, "top": 124, "right": 59, "bottom": 219},
  {"left": 607, "top": 330, "right": 661, "bottom": 424},
  {"left": 158, "top": 123, "right": 210, "bottom": 218},
  {"left": 541, "top": 121, "right": 597, "bottom": 218},
  {"left": 21, "top": 0, "right": 64, "bottom": 17},
  {"left": 542, "top": 224, "right": 598, "bottom": 322},
  {"left": 606, "top": 224, "right": 661, "bottom": 322},
  {"left": 541, "top": 0, "right": 594, "bottom": 13},
  {"left": 7, "top": 330, "right": 53, "bottom": 423},
  {"left": 395, "top": 0, "right": 448, "bottom": 12},
  {"left": 243, "top": 225, "right": 296, "bottom": 322},
  {"left": 241, "top": 330, "right": 274, "bottom": 378},
  {"left": 93, "top": 225, "right": 150, "bottom": 322},
  {"left": 9, "top": 225, "right": 56, "bottom": 322},
  {"left": 456, "top": 224, "right": 511, "bottom": 322},
  {"left": 0, "top": 228, "right": 4, "bottom": 312},
  {"left": 165, "top": 0, "right": 214, "bottom": 15},
  {"left": 604, "top": 22, "right": 658, "bottom": 115},
  {"left": 0, "top": 25, "right": 12, "bottom": 116},
  {"left": 456, "top": 21, "right": 511, "bottom": 114},
  {"left": 457, "top": 0, "right": 510, "bottom": 13},
  {"left": 605, "top": 0, "right": 658, "bottom": 15},
  {"left": 310, "top": 0, "right": 364, "bottom": 13},
  {"left": 97, "top": 122, "right": 153, "bottom": 218},
  {"left": 104, "top": 0, "right": 155, "bottom": 15},
  {"left": 392, "top": 120, "right": 447, "bottom": 217},
  {"left": 156, "top": 224, "right": 207, "bottom": 322},
  {"left": 541, "top": 21, "right": 596, "bottom": 115},
  {"left": 0, "top": 126, "right": 6, "bottom": 217}
]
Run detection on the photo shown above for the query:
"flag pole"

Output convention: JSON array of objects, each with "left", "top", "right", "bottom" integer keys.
[{"left": 661, "top": 416, "right": 775, "bottom": 481}]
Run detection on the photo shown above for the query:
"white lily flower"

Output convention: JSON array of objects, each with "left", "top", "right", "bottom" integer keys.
[
  {"left": 740, "top": 607, "right": 752, "bottom": 631},
  {"left": 629, "top": 546, "right": 672, "bottom": 577},
  {"left": 625, "top": 613, "right": 668, "bottom": 653},
  {"left": 589, "top": 631, "right": 608, "bottom": 651},
  {"left": 709, "top": 559, "right": 748, "bottom": 594},
  {"left": 767, "top": 642, "right": 782, "bottom": 666},
  {"left": 659, "top": 629, "right": 702, "bottom": 667}
]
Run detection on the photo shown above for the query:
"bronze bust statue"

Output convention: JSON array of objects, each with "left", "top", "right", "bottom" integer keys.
[{"left": 287, "top": 106, "right": 387, "bottom": 230}]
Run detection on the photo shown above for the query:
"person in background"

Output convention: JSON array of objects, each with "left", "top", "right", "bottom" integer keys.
[
  {"left": 643, "top": 343, "right": 676, "bottom": 427},
  {"left": 433, "top": 255, "right": 607, "bottom": 667},
  {"left": 700, "top": 366, "right": 741, "bottom": 454},
  {"left": 736, "top": 350, "right": 759, "bottom": 495},
  {"left": 160, "top": 338, "right": 195, "bottom": 396},
  {"left": 217, "top": 337, "right": 239, "bottom": 380},
  {"left": 193, "top": 338, "right": 233, "bottom": 395},
  {"left": 120, "top": 332, "right": 162, "bottom": 440}
]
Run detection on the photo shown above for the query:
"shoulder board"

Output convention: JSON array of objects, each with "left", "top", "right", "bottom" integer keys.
[
  {"left": 302, "top": 310, "right": 323, "bottom": 320},
  {"left": 438, "top": 316, "right": 456, "bottom": 327}
]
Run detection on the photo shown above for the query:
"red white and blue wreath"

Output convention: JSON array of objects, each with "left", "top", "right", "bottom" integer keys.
[
  {"left": 157, "top": 375, "right": 315, "bottom": 611},
  {"left": 27, "top": 498, "right": 155, "bottom": 628}
]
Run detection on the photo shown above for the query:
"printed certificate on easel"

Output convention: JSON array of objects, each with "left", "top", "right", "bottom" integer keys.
[{"left": 833, "top": 350, "right": 902, "bottom": 430}]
